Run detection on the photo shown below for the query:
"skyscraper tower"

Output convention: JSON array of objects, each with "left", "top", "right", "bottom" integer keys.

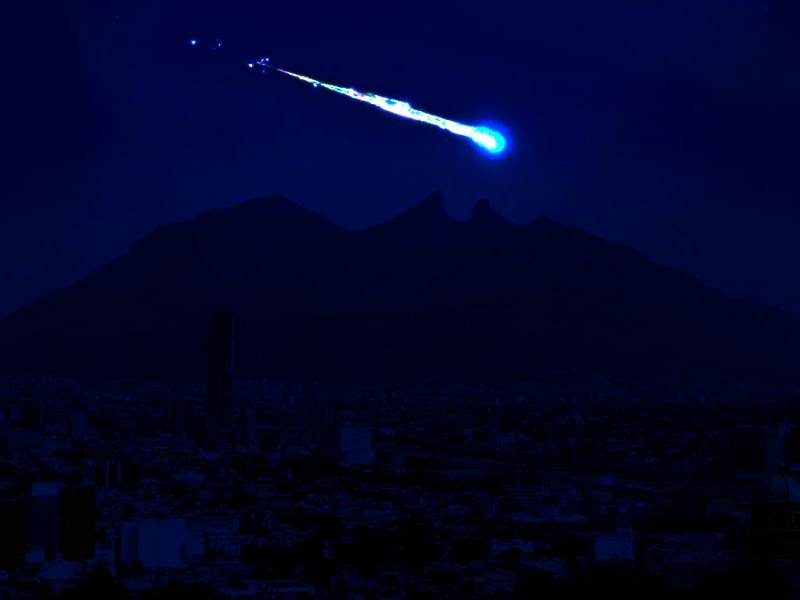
[
  {"left": 29, "top": 483, "right": 60, "bottom": 562},
  {"left": 207, "top": 312, "right": 234, "bottom": 440}
]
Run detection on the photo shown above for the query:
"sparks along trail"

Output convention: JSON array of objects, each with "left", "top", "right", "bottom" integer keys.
[{"left": 250, "top": 57, "right": 507, "bottom": 155}]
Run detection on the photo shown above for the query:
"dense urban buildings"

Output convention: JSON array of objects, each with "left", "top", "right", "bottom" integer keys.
[{"left": 1, "top": 372, "right": 800, "bottom": 597}]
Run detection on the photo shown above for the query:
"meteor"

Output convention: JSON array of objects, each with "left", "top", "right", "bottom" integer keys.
[{"left": 248, "top": 57, "right": 507, "bottom": 155}]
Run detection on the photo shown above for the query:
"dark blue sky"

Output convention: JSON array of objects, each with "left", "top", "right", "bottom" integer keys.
[{"left": 3, "top": 0, "right": 798, "bottom": 318}]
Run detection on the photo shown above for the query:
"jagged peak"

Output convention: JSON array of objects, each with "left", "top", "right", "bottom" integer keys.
[
  {"left": 405, "top": 189, "right": 447, "bottom": 218},
  {"left": 469, "top": 199, "right": 509, "bottom": 225},
  {"left": 418, "top": 189, "right": 445, "bottom": 209},
  {"left": 376, "top": 190, "right": 454, "bottom": 231}
]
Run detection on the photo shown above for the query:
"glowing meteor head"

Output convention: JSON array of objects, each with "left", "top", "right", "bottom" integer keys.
[{"left": 471, "top": 126, "right": 507, "bottom": 155}]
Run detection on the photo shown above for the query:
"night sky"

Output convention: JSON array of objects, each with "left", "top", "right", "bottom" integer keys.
[{"left": 3, "top": 1, "right": 798, "bottom": 318}]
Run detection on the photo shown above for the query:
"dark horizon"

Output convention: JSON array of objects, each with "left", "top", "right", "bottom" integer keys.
[
  {"left": 2, "top": 191, "right": 799, "bottom": 386},
  {"left": 4, "top": 190, "right": 800, "bottom": 323}
]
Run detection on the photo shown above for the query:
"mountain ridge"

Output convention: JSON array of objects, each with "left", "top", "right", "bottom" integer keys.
[{"left": 1, "top": 193, "right": 798, "bottom": 384}]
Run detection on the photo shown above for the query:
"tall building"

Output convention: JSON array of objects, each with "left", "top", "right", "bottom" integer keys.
[
  {"left": 244, "top": 405, "right": 258, "bottom": 452},
  {"left": 766, "top": 423, "right": 793, "bottom": 476},
  {"left": 748, "top": 472, "right": 800, "bottom": 558},
  {"left": 207, "top": 312, "right": 234, "bottom": 439},
  {"left": 320, "top": 414, "right": 376, "bottom": 466},
  {"left": 169, "top": 399, "right": 193, "bottom": 438},
  {"left": 60, "top": 485, "right": 96, "bottom": 561},
  {"left": 0, "top": 499, "right": 26, "bottom": 567},
  {"left": 7, "top": 399, "right": 44, "bottom": 430},
  {"left": 118, "top": 518, "right": 187, "bottom": 568},
  {"left": 337, "top": 425, "right": 376, "bottom": 465},
  {"left": 28, "top": 483, "right": 60, "bottom": 562},
  {"left": 727, "top": 424, "right": 792, "bottom": 479},
  {"left": 68, "top": 405, "right": 89, "bottom": 443}
]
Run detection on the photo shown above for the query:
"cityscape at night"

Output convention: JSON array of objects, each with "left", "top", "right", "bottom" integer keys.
[{"left": 2, "top": 0, "right": 798, "bottom": 597}]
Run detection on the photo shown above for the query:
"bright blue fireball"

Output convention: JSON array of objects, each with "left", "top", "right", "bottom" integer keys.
[
  {"left": 190, "top": 40, "right": 511, "bottom": 157},
  {"left": 472, "top": 126, "right": 507, "bottom": 155}
]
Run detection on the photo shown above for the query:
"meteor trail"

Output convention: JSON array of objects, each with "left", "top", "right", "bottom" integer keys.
[{"left": 249, "top": 57, "right": 508, "bottom": 155}]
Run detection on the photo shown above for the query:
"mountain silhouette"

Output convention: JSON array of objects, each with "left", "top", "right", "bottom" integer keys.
[{"left": 1, "top": 192, "right": 799, "bottom": 383}]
